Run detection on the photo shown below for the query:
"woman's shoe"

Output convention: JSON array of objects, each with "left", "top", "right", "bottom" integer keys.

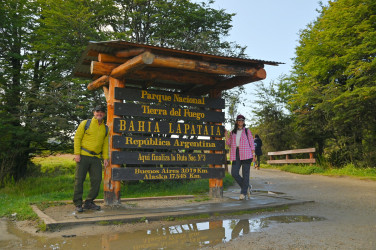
[{"left": 247, "top": 185, "right": 252, "bottom": 199}]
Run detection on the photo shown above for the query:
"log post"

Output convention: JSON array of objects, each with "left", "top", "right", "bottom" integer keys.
[
  {"left": 87, "top": 75, "right": 109, "bottom": 90},
  {"left": 104, "top": 77, "right": 125, "bottom": 205},
  {"left": 110, "top": 51, "right": 155, "bottom": 79},
  {"left": 309, "top": 152, "right": 314, "bottom": 166},
  {"left": 209, "top": 89, "right": 223, "bottom": 198}
]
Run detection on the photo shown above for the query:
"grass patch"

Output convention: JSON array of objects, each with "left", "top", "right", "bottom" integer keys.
[
  {"left": 31, "top": 154, "right": 76, "bottom": 175},
  {"left": 262, "top": 163, "right": 376, "bottom": 180},
  {"left": 323, "top": 164, "right": 376, "bottom": 180},
  {"left": 0, "top": 154, "right": 235, "bottom": 221},
  {"left": 280, "top": 165, "right": 325, "bottom": 175},
  {"left": 37, "top": 221, "right": 47, "bottom": 232}
]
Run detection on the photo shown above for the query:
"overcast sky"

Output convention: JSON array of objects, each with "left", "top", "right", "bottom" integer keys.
[{"left": 206, "top": 0, "right": 330, "bottom": 123}]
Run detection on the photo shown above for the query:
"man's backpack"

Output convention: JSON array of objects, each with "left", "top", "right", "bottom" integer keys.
[{"left": 84, "top": 119, "right": 109, "bottom": 137}]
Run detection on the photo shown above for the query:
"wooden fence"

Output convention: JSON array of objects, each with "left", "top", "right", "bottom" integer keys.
[{"left": 267, "top": 148, "right": 316, "bottom": 164}]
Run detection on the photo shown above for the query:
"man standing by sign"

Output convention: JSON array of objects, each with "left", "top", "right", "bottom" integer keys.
[
  {"left": 225, "top": 114, "right": 255, "bottom": 200},
  {"left": 73, "top": 106, "right": 109, "bottom": 212}
]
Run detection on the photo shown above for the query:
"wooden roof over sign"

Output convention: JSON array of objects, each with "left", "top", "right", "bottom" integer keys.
[{"left": 73, "top": 40, "right": 282, "bottom": 95}]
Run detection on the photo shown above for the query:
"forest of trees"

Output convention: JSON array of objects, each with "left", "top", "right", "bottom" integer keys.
[
  {"left": 1, "top": 0, "right": 375, "bottom": 185},
  {"left": 252, "top": 0, "right": 376, "bottom": 167},
  {"left": 0, "top": 0, "right": 246, "bottom": 184}
]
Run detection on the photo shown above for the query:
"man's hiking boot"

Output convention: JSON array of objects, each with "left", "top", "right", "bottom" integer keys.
[
  {"left": 83, "top": 201, "right": 101, "bottom": 210},
  {"left": 75, "top": 205, "right": 83, "bottom": 213}
]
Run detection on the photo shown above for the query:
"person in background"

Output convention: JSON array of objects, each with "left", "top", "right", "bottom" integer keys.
[
  {"left": 73, "top": 105, "right": 109, "bottom": 212},
  {"left": 254, "top": 134, "right": 263, "bottom": 170},
  {"left": 225, "top": 114, "right": 255, "bottom": 200}
]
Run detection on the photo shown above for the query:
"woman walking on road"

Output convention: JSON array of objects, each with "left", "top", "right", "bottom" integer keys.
[
  {"left": 225, "top": 114, "right": 255, "bottom": 200},
  {"left": 254, "top": 134, "right": 263, "bottom": 170}
]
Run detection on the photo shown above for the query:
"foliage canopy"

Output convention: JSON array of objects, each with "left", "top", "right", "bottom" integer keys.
[
  {"left": 253, "top": 0, "right": 376, "bottom": 167},
  {"left": 0, "top": 0, "right": 245, "bottom": 184}
]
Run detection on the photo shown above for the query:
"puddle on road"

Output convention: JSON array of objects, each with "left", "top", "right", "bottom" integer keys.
[{"left": 0, "top": 215, "right": 325, "bottom": 249}]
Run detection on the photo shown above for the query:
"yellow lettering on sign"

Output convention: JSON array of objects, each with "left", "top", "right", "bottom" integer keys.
[
  {"left": 138, "top": 121, "right": 145, "bottom": 132},
  {"left": 191, "top": 125, "right": 196, "bottom": 135},
  {"left": 169, "top": 123, "right": 174, "bottom": 133},
  {"left": 120, "top": 120, "right": 126, "bottom": 131},
  {"left": 129, "top": 120, "right": 135, "bottom": 131},
  {"left": 147, "top": 121, "right": 152, "bottom": 132},
  {"left": 176, "top": 124, "right": 181, "bottom": 134},
  {"left": 184, "top": 124, "right": 190, "bottom": 134},
  {"left": 197, "top": 125, "right": 202, "bottom": 134},
  {"left": 154, "top": 122, "right": 160, "bottom": 133},
  {"left": 216, "top": 127, "right": 222, "bottom": 136},
  {"left": 203, "top": 126, "right": 209, "bottom": 136}
]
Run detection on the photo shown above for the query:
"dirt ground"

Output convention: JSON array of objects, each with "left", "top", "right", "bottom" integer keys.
[
  {"left": 208, "top": 169, "right": 376, "bottom": 250},
  {"left": 15, "top": 169, "right": 376, "bottom": 249}
]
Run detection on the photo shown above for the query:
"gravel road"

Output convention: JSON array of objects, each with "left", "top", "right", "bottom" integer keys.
[{"left": 210, "top": 168, "right": 376, "bottom": 250}]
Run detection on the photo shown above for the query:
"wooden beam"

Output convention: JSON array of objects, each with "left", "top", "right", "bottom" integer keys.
[
  {"left": 102, "top": 86, "right": 109, "bottom": 102},
  {"left": 92, "top": 53, "right": 263, "bottom": 77},
  {"left": 129, "top": 68, "right": 220, "bottom": 85},
  {"left": 267, "top": 159, "right": 316, "bottom": 164},
  {"left": 91, "top": 61, "right": 119, "bottom": 75},
  {"left": 99, "top": 53, "right": 128, "bottom": 64},
  {"left": 87, "top": 75, "right": 109, "bottom": 90},
  {"left": 268, "top": 148, "right": 316, "bottom": 156},
  {"left": 217, "top": 69, "right": 266, "bottom": 89},
  {"left": 110, "top": 51, "right": 155, "bottom": 79},
  {"left": 151, "top": 55, "right": 262, "bottom": 76},
  {"left": 115, "top": 48, "right": 146, "bottom": 58},
  {"left": 188, "top": 68, "right": 266, "bottom": 95}
]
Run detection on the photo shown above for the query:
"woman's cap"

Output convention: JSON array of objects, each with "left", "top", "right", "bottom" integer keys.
[{"left": 236, "top": 114, "right": 245, "bottom": 121}]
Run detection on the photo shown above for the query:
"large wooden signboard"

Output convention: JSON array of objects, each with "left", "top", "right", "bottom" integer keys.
[{"left": 112, "top": 87, "right": 225, "bottom": 180}]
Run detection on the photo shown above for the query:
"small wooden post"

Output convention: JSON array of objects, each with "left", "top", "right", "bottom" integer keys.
[
  {"left": 309, "top": 152, "right": 314, "bottom": 166},
  {"left": 104, "top": 77, "right": 125, "bottom": 205},
  {"left": 209, "top": 89, "right": 223, "bottom": 198}
]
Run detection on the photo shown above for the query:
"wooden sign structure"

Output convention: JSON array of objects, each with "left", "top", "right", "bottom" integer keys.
[
  {"left": 111, "top": 87, "right": 226, "bottom": 179},
  {"left": 73, "top": 41, "right": 280, "bottom": 205}
]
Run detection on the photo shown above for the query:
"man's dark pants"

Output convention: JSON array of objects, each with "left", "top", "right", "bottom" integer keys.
[
  {"left": 73, "top": 155, "right": 102, "bottom": 206},
  {"left": 231, "top": 148, "right": 252, "bottom": 195}
]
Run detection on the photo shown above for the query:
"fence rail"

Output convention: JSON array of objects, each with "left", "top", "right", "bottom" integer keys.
[{"left": 267, "top": 148, "right": 316, "bottom": 164}]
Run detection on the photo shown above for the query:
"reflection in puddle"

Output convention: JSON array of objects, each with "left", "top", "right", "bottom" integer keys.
[{"left": 0, "top": 215, "right": 325, "bottom": 249}]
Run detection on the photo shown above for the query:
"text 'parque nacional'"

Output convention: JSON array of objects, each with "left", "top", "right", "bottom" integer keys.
[{"left": 114, "top": 87, "right": 225, "bottom": 109}]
